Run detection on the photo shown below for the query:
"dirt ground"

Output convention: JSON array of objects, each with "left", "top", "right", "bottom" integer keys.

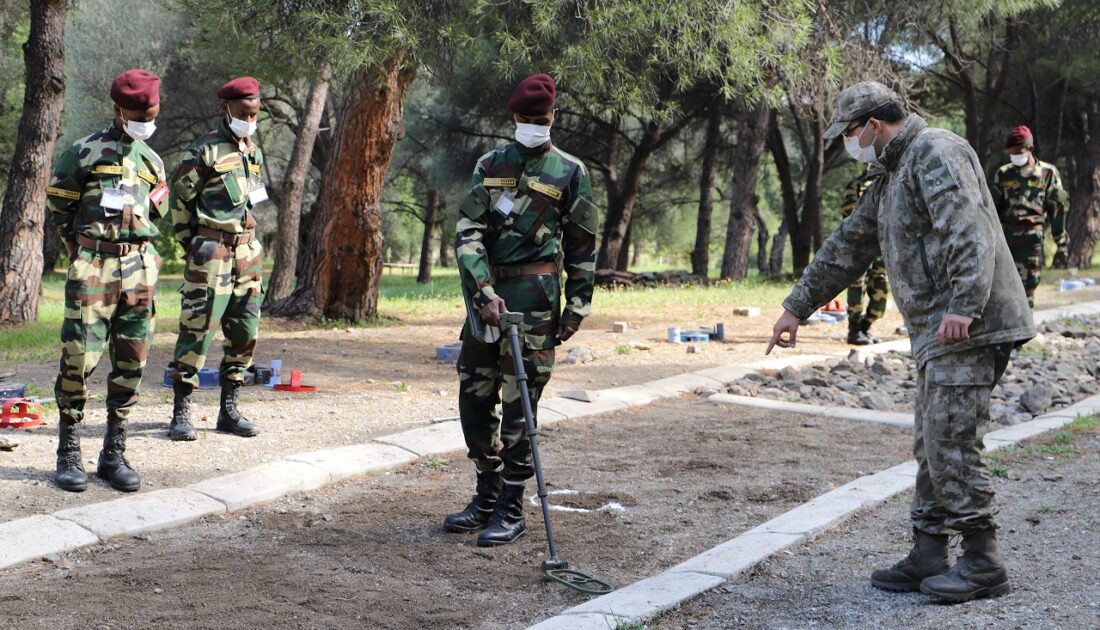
[
  {"left": 653, "top": 426, "right": 1100, "bottom": 629},
  {"left": 0, "top": 398, "right": 911, "bottom": 629},
  {"left": 0, "top": 299, "right": 902, "bottom": 523}
]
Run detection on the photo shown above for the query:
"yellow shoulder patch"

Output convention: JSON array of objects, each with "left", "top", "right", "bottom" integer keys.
[
  {"left": 248, "top": 163, "right": 261, "bottom": 174},
  {"left": 91, "top": 165, "right": 124, "bottom": 176},
  {"left": 528, "top": 180, "right": 562, "bottom": 200},
  {"left": 137, "top": 169, "right": 158, "bottom": 185},
  {"left": 47, "top": 186, "right": 81, "bottom": 200},
  {"left": 483, "top": 177, "right": 517, "bottom": 188}
]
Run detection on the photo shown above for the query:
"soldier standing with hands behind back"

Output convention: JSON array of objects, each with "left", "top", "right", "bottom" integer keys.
[
  {"left": 767, "top": 82, "right": 1034, "bottom": 603},
  {"left": 445, "top": 73, "right": 599, "bottom": 547},
  {"left": 47, "top": 70, "right": 168, "bottom": 493},
  {"left": 167, "top": 77, "right": 268, "bottom": 441}
]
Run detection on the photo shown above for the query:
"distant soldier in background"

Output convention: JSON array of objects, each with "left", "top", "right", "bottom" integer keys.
[
  {"left": 167, "top": 77, "right": 267, "bottom": 441},
  {"left": 446, "top": 73, "right": 599, "bottom": 546},
  {"left": 991, "top": 125, "right": 1070, "bottom": 308},
  {"left": 841, "top": 166, "right": 888, "bottom": 345},
  {"left": 47, "top": 70, "right": 167, "bottom": 493}
]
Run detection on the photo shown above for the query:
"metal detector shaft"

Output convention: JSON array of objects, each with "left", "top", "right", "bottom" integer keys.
[{"left": 502, "top": 313, "right": 560, "bottom": 562}]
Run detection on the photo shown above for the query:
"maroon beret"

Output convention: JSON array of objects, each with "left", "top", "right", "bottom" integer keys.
[
  {"left": 507, "top": 73, "right": 556, "bottom": 116},
  {"left": 110, "top": 70, "right": 160, "bottom": 110},
  {"left": 217, "top": 76, "right": 261, "bottom": 100},
  {"left": 1005, "top": 125, "right": 1033, "bottom": 149}
]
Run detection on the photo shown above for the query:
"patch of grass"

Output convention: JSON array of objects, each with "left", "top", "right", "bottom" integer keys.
[
  {"left": 394, "top": 382, "right": 409, "bottom": 393},
  {"left": 989, "top": 463, "right": 1009, "bottom": 478},
  {"left": 1017, "top": 343, "right": 1050, "bottom": 361},
  {"left": 786, "top": 396, "right": 802, "bottom": 403},
  {"left": 612, "top": 621, "right": 645, "bottom": 630},
  {"left": 616, "top": 344, "right": 631, "bottom": 355},
  {"left": 423, "top": 456, "right": 447, "bottom": 471},
  {"left": 1066, "top": 414, "right": 1098, "bottom": 433},
  {"left": 1037, "top": 505, "right": 1053, "bottom": 514}
]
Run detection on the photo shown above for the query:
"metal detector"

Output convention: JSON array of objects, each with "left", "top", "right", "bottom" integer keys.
[{"left": 500, "top": 312, "right": 614, "bottom": 596}]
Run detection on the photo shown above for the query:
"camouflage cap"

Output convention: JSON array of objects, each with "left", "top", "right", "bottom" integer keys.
[{"left": 823, "top": 81, "right": 900, "bottom": 140}]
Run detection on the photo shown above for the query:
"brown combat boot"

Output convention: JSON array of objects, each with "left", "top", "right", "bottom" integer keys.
[
  {"left": 870, "top": 527, "right": 949, "bottom": 592},
  {"left": 920, "top": 528, "right": 1011, "bottom": 603}
]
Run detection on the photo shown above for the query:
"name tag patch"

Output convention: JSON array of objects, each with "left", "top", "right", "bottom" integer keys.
[
  {"left": 47, "top": 186, "right": 81, "bottom": 200},
  {"left": 92, "top": 165, "right": 124, "bottom": 176},
  {"left": 214, "top": 159, "right": 243, "bottom": 173},
  {"left": 137, "top": 169, "right": 158, "bottom": 185},
  {"left": 528, "top": 180, "right": 562, "bottom": 200},
  {"left": 484, "top": 177, "right": 517, "bottom": 188}
]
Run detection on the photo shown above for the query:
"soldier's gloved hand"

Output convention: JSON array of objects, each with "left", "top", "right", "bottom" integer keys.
[
  {"left": 936, "top": 313, "right": 973, "bottom": 347},
  {"left": 766, "top": 309, "right": 801, "bottom": 354},
  {"left": 557, "top": 311, "right": 583, "bottom": 342},
  {"left": 1052, "top": 249, "right": 1069, "bottom": 269},
  {"left": 480, "top": 297, "right": 508, "bottom": 327}
]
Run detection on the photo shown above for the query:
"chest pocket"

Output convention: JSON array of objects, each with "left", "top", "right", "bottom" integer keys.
[
  {"left": 514, "top": 178, "right": 565, "bottom": 246},
  {"left": 208, "top": 156, "right": 247, "bottom": 207},
  {"left": 84, "top": 163, "right": 124, "bottom": 219}
]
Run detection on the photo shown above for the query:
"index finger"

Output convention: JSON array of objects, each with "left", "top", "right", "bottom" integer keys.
[{"left": 765, "top": 331, "right": 778, "bottom": 355}]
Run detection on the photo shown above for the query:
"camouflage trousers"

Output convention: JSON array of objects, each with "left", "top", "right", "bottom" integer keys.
[
  {"left": 457, "top": 324, "right": 555, "bottom": 483},
  {"left": 1004, "top": 228, "right": 1043, "bottom": 308},
  {"left": 55, "top": 244, "right": 161, "bottom": 423},
  {"left": 169, "top": 237, "right": 263, "bottom": 387},
  {"left": 846, "top": 256, "right": 888, "bottom": 323},
  {"left": 911, "top": 343, "right": 1012, "bottom": 534}
]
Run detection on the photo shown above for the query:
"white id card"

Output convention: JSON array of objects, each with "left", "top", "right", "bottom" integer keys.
[
  {"left": 494, "top": 191, "right": 515, "bottom": 215},
  {"left": 248, "top": 185, "right": 269, "bottom": 205},
  {"left": 101, "top": 187, "right": 126, "bottom": 212}
]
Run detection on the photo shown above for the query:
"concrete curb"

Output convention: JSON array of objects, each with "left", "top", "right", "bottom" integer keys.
[
  {"left": 707, "top": 393, "right": 915, "bottom": 428},
  {"left": 526, "top": 395, "right": 1100, "bottom": 628},
  {"left": 1, "top": 300, "right": 1095, "bottom": 575}
]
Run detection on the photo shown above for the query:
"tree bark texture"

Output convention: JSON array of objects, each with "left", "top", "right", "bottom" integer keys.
[
  {"left": 437, "top": 219, "right": 451, "bottom": 268},
  {"left": 720, "top": 101, "right": 769, "bottom": 280},
  {"left": 265, "top": 62, "right": 332, "bottom": 305},
  {"left": 0, "top": 0, "right": 65, "bottom": 324},
  {"left": 270, "top": 58, "right": 415, "bottom": 321},
  {"left": 417, "top": 189, "right": 441, "bottom": 283},
  {"left": 1067, "top": 111, "right": 1100, "bottom": 268},
  {"left": 691, "top": 103, "right": 722, "bottom": 277},
  {"left": 598, "top": 120, "right": 661, "bottom": 270},
  {"left": 754, "top": 212, "right": 770, "bottom": 275},
  {"left": 767, "top": 112, "right": 807, "bottom": 277}
]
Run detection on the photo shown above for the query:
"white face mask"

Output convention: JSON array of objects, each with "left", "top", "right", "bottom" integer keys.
[
  {"left": 1010, "top": 152, "right": 1031, "bottom": 167},
  {"left": 844, "top": 124, "right": 879, "bottom": 163},
  {"left": 227, "top": 114, "right": 257, "bottom": 138},
  {"left": 122, "top": 117, "right": 156, "bottom": 141},
  {"left": 514, "top": 122, "right": 551, "bottom": 148}
]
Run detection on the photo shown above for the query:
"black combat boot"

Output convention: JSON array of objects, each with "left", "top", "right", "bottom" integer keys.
[
  {"left": 169, "top": 380, "right": 198, "bottom": 441},
  {"left": 848, "top": 313, "right": 873, "bottom": 345},
  {"left": 97, "top": 412, "right": 140, "bottom": 492},
  {"left": 870, "top": 528, "right": 949, "bottom": 592},
  {"left": 55, "top": 415, "right": 87, "bottom": 493},
  {"left": 216, "top": 378, "right": 260, "bottom": 437},
  {"left": 860, "top": 316, "right": 881, "bottom": 344},
  {"left": 920, "top": 528, "right": 1011, "bottom": 603},
  {"left": 443, "top": 469, "right": 503, "bottom": 532},
  {"left": 477, "top": 482, "right": 527, "bottom": 547}
]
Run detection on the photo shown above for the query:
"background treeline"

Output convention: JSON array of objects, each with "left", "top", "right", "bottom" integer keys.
[{"left": 0, "top": 0, "right": 1095, "bottom": 324}]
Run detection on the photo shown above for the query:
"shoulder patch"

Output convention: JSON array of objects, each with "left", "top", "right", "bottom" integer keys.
[
  {"left": 921, "top": 156, "right": 958, "bottom": 200},
  {"left": 137, "top": 169, "right": 158, "bottom": 185},
  {"left": 214, "top": 157, "right": 243, "bottom": 173},
  {"left": 92, "top": 165, "right": 123, "bottom": 176},
  {"left": 47, "top": 186, "right": 81, "bottom": 200}
]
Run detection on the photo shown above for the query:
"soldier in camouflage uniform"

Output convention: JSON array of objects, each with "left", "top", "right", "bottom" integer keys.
[
  {"left": 166, "top": 77, "right": 267, "bottom": 441},
  {"left": 768, "top": 82, "right": 1034, "bottom": 603},
  {"left": 47, "top": 70, "right": 168, "bottom": 493},
  {"left": 841, "top": 166, "right": 888, "bottom": 345},
  {"left": 444, "top": 74, "right": 598, "bottom": 547},
  {"left": 990, "top": 125, "right": 1070, "bottom": 308}
]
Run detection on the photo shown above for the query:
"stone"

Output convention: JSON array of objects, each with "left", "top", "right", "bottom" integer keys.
[
  {"left": 860, "top": 391, "right": 895, "bottom": 411},
  {"left": 760, "top": 387, "right": 788, "bottom": 399},
  {"left": 686, "top": 346, "right": 700, "bottom": 354},
  {"left": 54, "top": 489, "right": 226, "bottom": 540},
  {"left": 804, "top": 376, "right": 830, "bottom": 387},
  {"left": 798, "top": 386, "right": 814, "bottom": 399},
  {"left": 559, "top": 389, "right": 595, "bottom": 403},
  {"left": 732, "top": 307, "right": 761, "bottom": 317},
  {"left": 0, "top": 436, "right": 17, "bottom": 451},
  {"left": 0, "top": 516, "right": 99, "bottom": 571},
  {"left": 188, "top": 462, "right": 330, "bottom": 512},
  {"left": 560, "top": 346, "right": 596, "bottom": 365},
  {"left": 1020, "top": 385, "right": 1054, "bottom": 414},
  {"left": 778, "top": 366, "right": 802, "bottom": 381},
  {"left": 612, "top": 321, "right": 629, "bottom": 333},
  {"left": 627, "top": 340, "right": 650, "bottom": 351},
  {"left": 285, "top": 443, "right": 417, "bottom": 482}
]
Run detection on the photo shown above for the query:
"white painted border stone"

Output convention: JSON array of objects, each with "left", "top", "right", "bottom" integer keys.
[
  {"left": 0, "top": 515, "right": 100, "bottom": 570},
  {"left": 187, "top": 461, "right": 329, "bottom": 512},
  {"left": 286, "top": 443, "right": 418, "bottom": 482},
  {"left": 372, "top": 421, "right": 466, "bottom": 457},
  {"left": 708, "top": 393, "right": 914, "bottom": 428},
  {"left": 53, "top": 488, "right": 225, "bottom": 540}
]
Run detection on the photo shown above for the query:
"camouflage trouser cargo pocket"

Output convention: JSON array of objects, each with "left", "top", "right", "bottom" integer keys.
[{"left": 911, "top": 346, "right": 998, "bottom": 534}]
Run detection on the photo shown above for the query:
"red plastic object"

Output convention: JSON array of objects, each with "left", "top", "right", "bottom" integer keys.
[
  {"left": 1, "top": 398, "right": 42, "bottom": 428},
  {"left": 821, "top": 298, "right": 846, "bottom": 313},
  {"left": 274, "top": 369, "right": 316, "bottom": 393}
]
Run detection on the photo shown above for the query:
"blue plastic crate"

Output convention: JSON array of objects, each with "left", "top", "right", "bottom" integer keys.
[
  {"left": 0, "top": 383, "right": 26, "bottom": 399},
  {"left": 162, "top": 367, "right": 219, "bottom": 389},
  {"left": 679, "top": 332, "right": 710, "bottom": 343},
  {"left": 436, "top": 343, "right": 462, "bottom": 363}
]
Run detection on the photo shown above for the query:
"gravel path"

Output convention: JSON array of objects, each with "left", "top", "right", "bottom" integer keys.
[{"left": 653, "top": 420, "right": 1100, "bottom": 629}]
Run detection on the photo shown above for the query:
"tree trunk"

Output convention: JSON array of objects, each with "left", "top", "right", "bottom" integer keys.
[
  {"left": 767, "top": 111, "right": 806, "bottom": 276},
  {"left": 417, "top": 189, "right": 441, "bottom": 283},
  {"left": 768, "top": 220, "right": 788, "bottom": 277},
  {"left": 691, "top": 103, "right": 722, "bottom": 277},
  {"left": 755, "top": 212, "right": 770, "bottom": 275},
  {"left": 631, "top": 239, "right": 642, "bottom": 268},
  {"left": 1067, "top": 112, "right": 1100, "bottom": 268},
  {"left": 801, "top": 115, "right": 825, "bottom": 255},
  {"left": 597, "top": 120, "right": 662, "bottom": 269},
  {"left": 0, "top": 0, "right": 65, "bottom": 324},
  {"left": 265, "top": 62, "right": 332, "bottom": 306},
  {"left": 616, "top": 218, "right": 632, "bottom": 271},
  {"left": 270, "top": 57, "right": 415, "bottom": 321},
  {"left": 437, "top": 219, "right": 451, "bottom": 268},
  {"left": 721, "top": 101, "right": 769, "bottom": 280}
]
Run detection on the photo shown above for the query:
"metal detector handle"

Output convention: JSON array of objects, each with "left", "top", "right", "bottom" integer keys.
[{"left": 501, "top": 311, "right": 560, "bottom": 562}]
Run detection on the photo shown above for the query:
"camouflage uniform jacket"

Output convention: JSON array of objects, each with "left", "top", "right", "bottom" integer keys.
[
  {"left": 47, "top": 123, "right": 168, "bottom": 246},
  {"left": 784, "top": 115, "right": 1035, "bottom": 367},
  {"left": 990, "top": 159, "right": 1068, "bottom": 232},
  {"left": 170, "top": 119, "right": 265, "bottom": 248},
  {"left": 455, "top": 141, "right": 599, "bottom": 349}
]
